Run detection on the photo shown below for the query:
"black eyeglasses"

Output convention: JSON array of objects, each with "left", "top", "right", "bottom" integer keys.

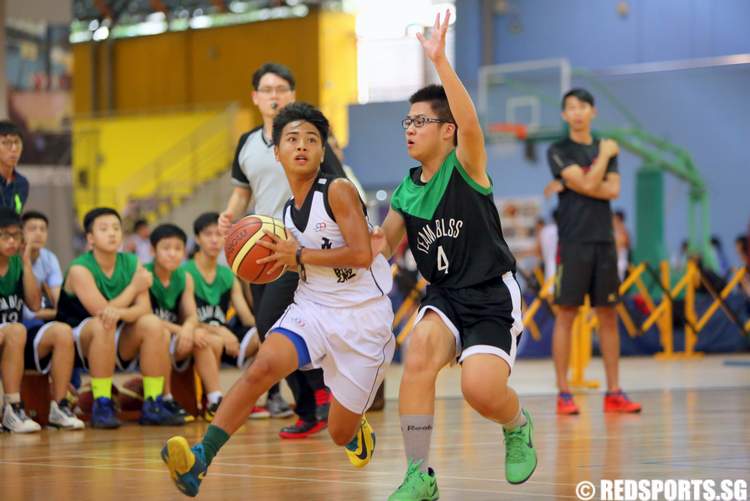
[{"left": 401, "top": 116, "right": 453, "bottom": 129}]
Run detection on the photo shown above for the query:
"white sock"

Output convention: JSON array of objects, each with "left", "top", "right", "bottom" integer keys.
[
  {"left": 3, "top": 393, "right": 21, "bottom": 406},
  {"left": 162, "top": 393, "right": 174, "bottom": 401},
  {"left": 502, "top": 407, "right": 527, "bottom": 431},
  {"left": 207, "top": 391, "right": 223, "bottom": 405}
]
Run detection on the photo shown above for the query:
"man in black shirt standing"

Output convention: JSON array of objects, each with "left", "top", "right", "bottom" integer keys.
[
  {"left": 546, "top": 88, "right": 641, "bottom": 415},
  {"left": 0, "top": 121, "right": 29, "bottom": 214}
]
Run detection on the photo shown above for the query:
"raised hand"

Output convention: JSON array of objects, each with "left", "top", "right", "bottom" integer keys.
[
  {"left": 417, "top": 10, "right": 451, "bottom": 63},
  {"left": 218, "top": 210, "right": 235, "bottom": 237}
]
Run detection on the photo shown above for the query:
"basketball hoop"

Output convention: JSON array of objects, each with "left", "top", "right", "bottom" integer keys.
[{"left": 487, "top": 122, "right": 529, "bottom": 142}]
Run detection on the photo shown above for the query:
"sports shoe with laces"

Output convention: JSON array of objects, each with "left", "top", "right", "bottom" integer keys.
[
  {"left": 48, "top": 399, "right": 85, "bottom": 430},
  {"left": 91, "top": 397, "right": 121, "bottom": 429},
  {"left": 604, "top": 389, "right": 642, "bottom": 413},
  {"left": 503, "top": 409, "right": 537, "bottom": 485},
  {"left": 344, "top": 416, "right": 375, "bottom": 468},
  {"left": 2, "top": 401, "right": 41, "bottom": 433},
  {"left": 266, "top": 392, "right": 294, "bottom": 418},
  {"left": 388, "top": 459, "right": 439, "bottom": 501},
  {"left": 278, "top": 418, "right": 326, "bottom": 439},
  {"left": 557, "top": 391, "right": 580, "bottom": 415},
  {"left": 161, "top": 437, "right": 208, "bottom": 498}
]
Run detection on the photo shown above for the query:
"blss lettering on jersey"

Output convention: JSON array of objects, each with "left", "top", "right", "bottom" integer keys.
[{"left": 416, "top": 218, "right": 464, "bottom": 254}]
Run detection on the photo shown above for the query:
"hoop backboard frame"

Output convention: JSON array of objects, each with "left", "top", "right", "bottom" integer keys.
[{"left": 478, "top": 58, "right": 571, "bottom": 142}]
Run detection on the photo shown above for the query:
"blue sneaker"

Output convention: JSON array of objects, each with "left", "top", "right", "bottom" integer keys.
[
  {"left": 161, "top": 437, "right": 208, "bottom": 497},
  {"left": 141, "top": 396, "right": 185, "bottom": 426},
  {"left": 91, "top": 397, "right": 121, "bottom": 429}
]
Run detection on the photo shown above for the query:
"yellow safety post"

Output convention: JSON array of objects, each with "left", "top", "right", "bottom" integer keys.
[
  {"left": 392, "top": 278, "right": 426, "bottom": 328},
  {"left": 695, "top": 267, "right": 746, "bottom": 332},
  {"left": 193, "top": 366, "right": 204, "bottom": 412},
  {"left": 615, "top": 303, "right": 637, "bottom": 337},
  {"left": 657, "top": 261, "right": 674, "bottom": 357},
  {"left": 569, "top": 296, "right": 600, "bottom": 389},
  {"left": 683, "top": 260, "right": 703, "bottom": 358}
]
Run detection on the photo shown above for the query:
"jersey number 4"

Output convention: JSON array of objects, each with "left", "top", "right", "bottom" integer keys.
[{"left": 437, "top": 245, "right": 449, "bottom": 274}]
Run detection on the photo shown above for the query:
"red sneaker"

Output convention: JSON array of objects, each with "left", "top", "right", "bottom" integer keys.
[
  {"left": 557, "top": 392, "right": 580, "bottom": 415},
  {"left": 278, "top": 419, "right": 327, "bottom": 439},
  {"left": 604, "top": 390, "right": 642, "bottom": 413},
  {"left": 314, "top": 388, "right": 331, "bottom": 422},
  {"left": 249, "top": 405, "right": 271, "bottom": 419}
]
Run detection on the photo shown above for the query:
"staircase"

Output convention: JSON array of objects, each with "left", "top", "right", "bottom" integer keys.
[{"left": 120, "top": 103, "right": 241, "bottom": 221}]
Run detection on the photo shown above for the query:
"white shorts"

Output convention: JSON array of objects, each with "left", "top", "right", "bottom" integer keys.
[
  {"left": 71, "top": 318, "right": 128, "bottom": 372},
  {"left": 271, "top": 296, "right": 395, "bottom": 414}
]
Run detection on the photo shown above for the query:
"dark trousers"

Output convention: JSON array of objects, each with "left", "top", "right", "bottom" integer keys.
[{"left": 251, "top": 272, "right": 325, "bottom": 422}]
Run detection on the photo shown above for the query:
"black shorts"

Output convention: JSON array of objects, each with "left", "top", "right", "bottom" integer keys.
[
  {"left": 250, "top": 271, "right": 298, "bottom": 340},
  {"left": 555, "top": 241, "right": 620, "bottom": 307},
  {"left": 417, "top": 272, "right": 523, "bottom": 367},
  {"left": 23, "top": 323, "right": 54, "bottom": 374},
  {"left": 220, "top": 322, "right": 258, "bottom": 369}
]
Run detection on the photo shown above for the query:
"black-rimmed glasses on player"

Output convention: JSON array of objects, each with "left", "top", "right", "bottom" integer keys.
[{"left": 401, "top": 116, "right": 453, "bottom": 129}]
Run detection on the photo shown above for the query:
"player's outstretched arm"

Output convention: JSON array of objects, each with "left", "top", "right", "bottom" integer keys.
[
  {"left": 372, "top": 208, "right": 406, "bottom": 260},
  {"left": 419, "top": 10, "right": 489, "bottom": 187},
  {"left": 256, "top": 179, "right": 373, "bottom": 271}
]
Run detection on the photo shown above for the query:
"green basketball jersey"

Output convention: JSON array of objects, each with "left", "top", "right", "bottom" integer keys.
[
  {"left": 182, "top": 259, "right": 234, "bottom": 325},
  {"left": 146, "top": 262, "right": 186, "bottom": 323},
  {"left": 391, "top": 149, "right": 515, "bottom": 288},
  {"left": 57, "top": 251, "right": 138, "bottom": 327},
  {"left": 0, "top": 255, "right": 25, "bottom": 324}
]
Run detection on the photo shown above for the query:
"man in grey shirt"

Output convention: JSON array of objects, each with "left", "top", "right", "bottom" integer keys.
[{"left": 219, "top": 63, "right": 346, "bottom": 438}]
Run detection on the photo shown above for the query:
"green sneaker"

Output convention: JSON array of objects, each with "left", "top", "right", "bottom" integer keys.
[
  {"left": 388, "top": 459, "right": 439, "bottom": 501},
  {"left": 503, "top": 409, "right": 537, "bottom": 485}
]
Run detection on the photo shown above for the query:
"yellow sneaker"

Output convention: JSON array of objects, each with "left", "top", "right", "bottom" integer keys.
[{"left": 344, "top": 416, "right": 376, "bottom": 468}]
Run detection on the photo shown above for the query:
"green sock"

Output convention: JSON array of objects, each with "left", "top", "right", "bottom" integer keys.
[
  {"left": 91, "top": 377, "right": 112, "bottom": 400},
  {"left": 142, "top": 376, "right": 165, "bottom": 400},
  {"left": 201, "top": 424, "right": 230, "bottom": 465}
]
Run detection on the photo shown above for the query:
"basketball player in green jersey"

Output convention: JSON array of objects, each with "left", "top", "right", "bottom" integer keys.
[
  {"left": 373, "top": 12, "right": 537, "bottom": 499},
  {"left": 183, "top": 213, "right": 259, "bottom": 421},
  {"left": 57, "top": 208, "right": 179, "bottom": 428},
  {"left": 0, "top": 207, "right": 43, "bottom": 432},
  {"left": 147, "top": 223, "right": 230, "bottom": 423}
]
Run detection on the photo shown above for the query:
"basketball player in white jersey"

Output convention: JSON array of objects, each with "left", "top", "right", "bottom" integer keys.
[{"left": 161, "top": 103, "right": 394, "bottom": 497}]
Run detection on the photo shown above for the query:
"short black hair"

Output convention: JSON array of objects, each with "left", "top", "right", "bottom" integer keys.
[
  {"left": 22, "top": 210, "right": 49, "bottom": 227},
  {"left": 736, "top": 234, "right": 748, "bottom": 254},
  {"left": 193, "top": 212, "right": 219, "bottom": 236},
  {"left": 272, "top": 102, "right": 329, "bottom": 146},
  {"left": 0, "top": 120, "right": 22, "bottom": 138},
  {"left": 150, "top": 223, "right": 187, "bottom": 247},
  {"left": 133, "top": 218, "right": 148, "bottom": 231},
  {"left": 0, "top": 207, "right": 21, "bottom": 230},
  {"left": 252, "top": 63, "right": 296, "bottom": 91},
  {"left": 83, "top": 207, "right": 121, "bottom": 234},
  {"left": 409, "top": 84, "right": 457, "bottom": 145},
  {"left": 562, "top": 88, "right": 595, "bottom": 109}
]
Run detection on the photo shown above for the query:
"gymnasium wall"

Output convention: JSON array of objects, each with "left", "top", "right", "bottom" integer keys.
[
  {"left": 72, "top": 8, "right": 356, "bottom": 144},
  {"left": 346, "top": 0, "right": 750, "bottom": 265}
]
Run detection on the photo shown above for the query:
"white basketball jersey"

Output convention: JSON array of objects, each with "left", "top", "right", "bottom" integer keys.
[{"left": 283, "top": 176, "right": 393, "bottom": 307}]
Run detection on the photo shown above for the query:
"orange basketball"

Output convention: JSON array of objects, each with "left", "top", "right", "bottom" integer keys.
[{"left": 225, "top": 215, "right": 288, "bottom": 284}]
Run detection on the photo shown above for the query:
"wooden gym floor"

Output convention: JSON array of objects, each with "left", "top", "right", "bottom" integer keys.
[{"left": 1, "top": 355, "right": 749, "bottom": 501}]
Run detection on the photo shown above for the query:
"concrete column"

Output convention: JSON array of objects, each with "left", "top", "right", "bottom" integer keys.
[{"left": 0, "top": 0, "right": 8, "bottom": 119}]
